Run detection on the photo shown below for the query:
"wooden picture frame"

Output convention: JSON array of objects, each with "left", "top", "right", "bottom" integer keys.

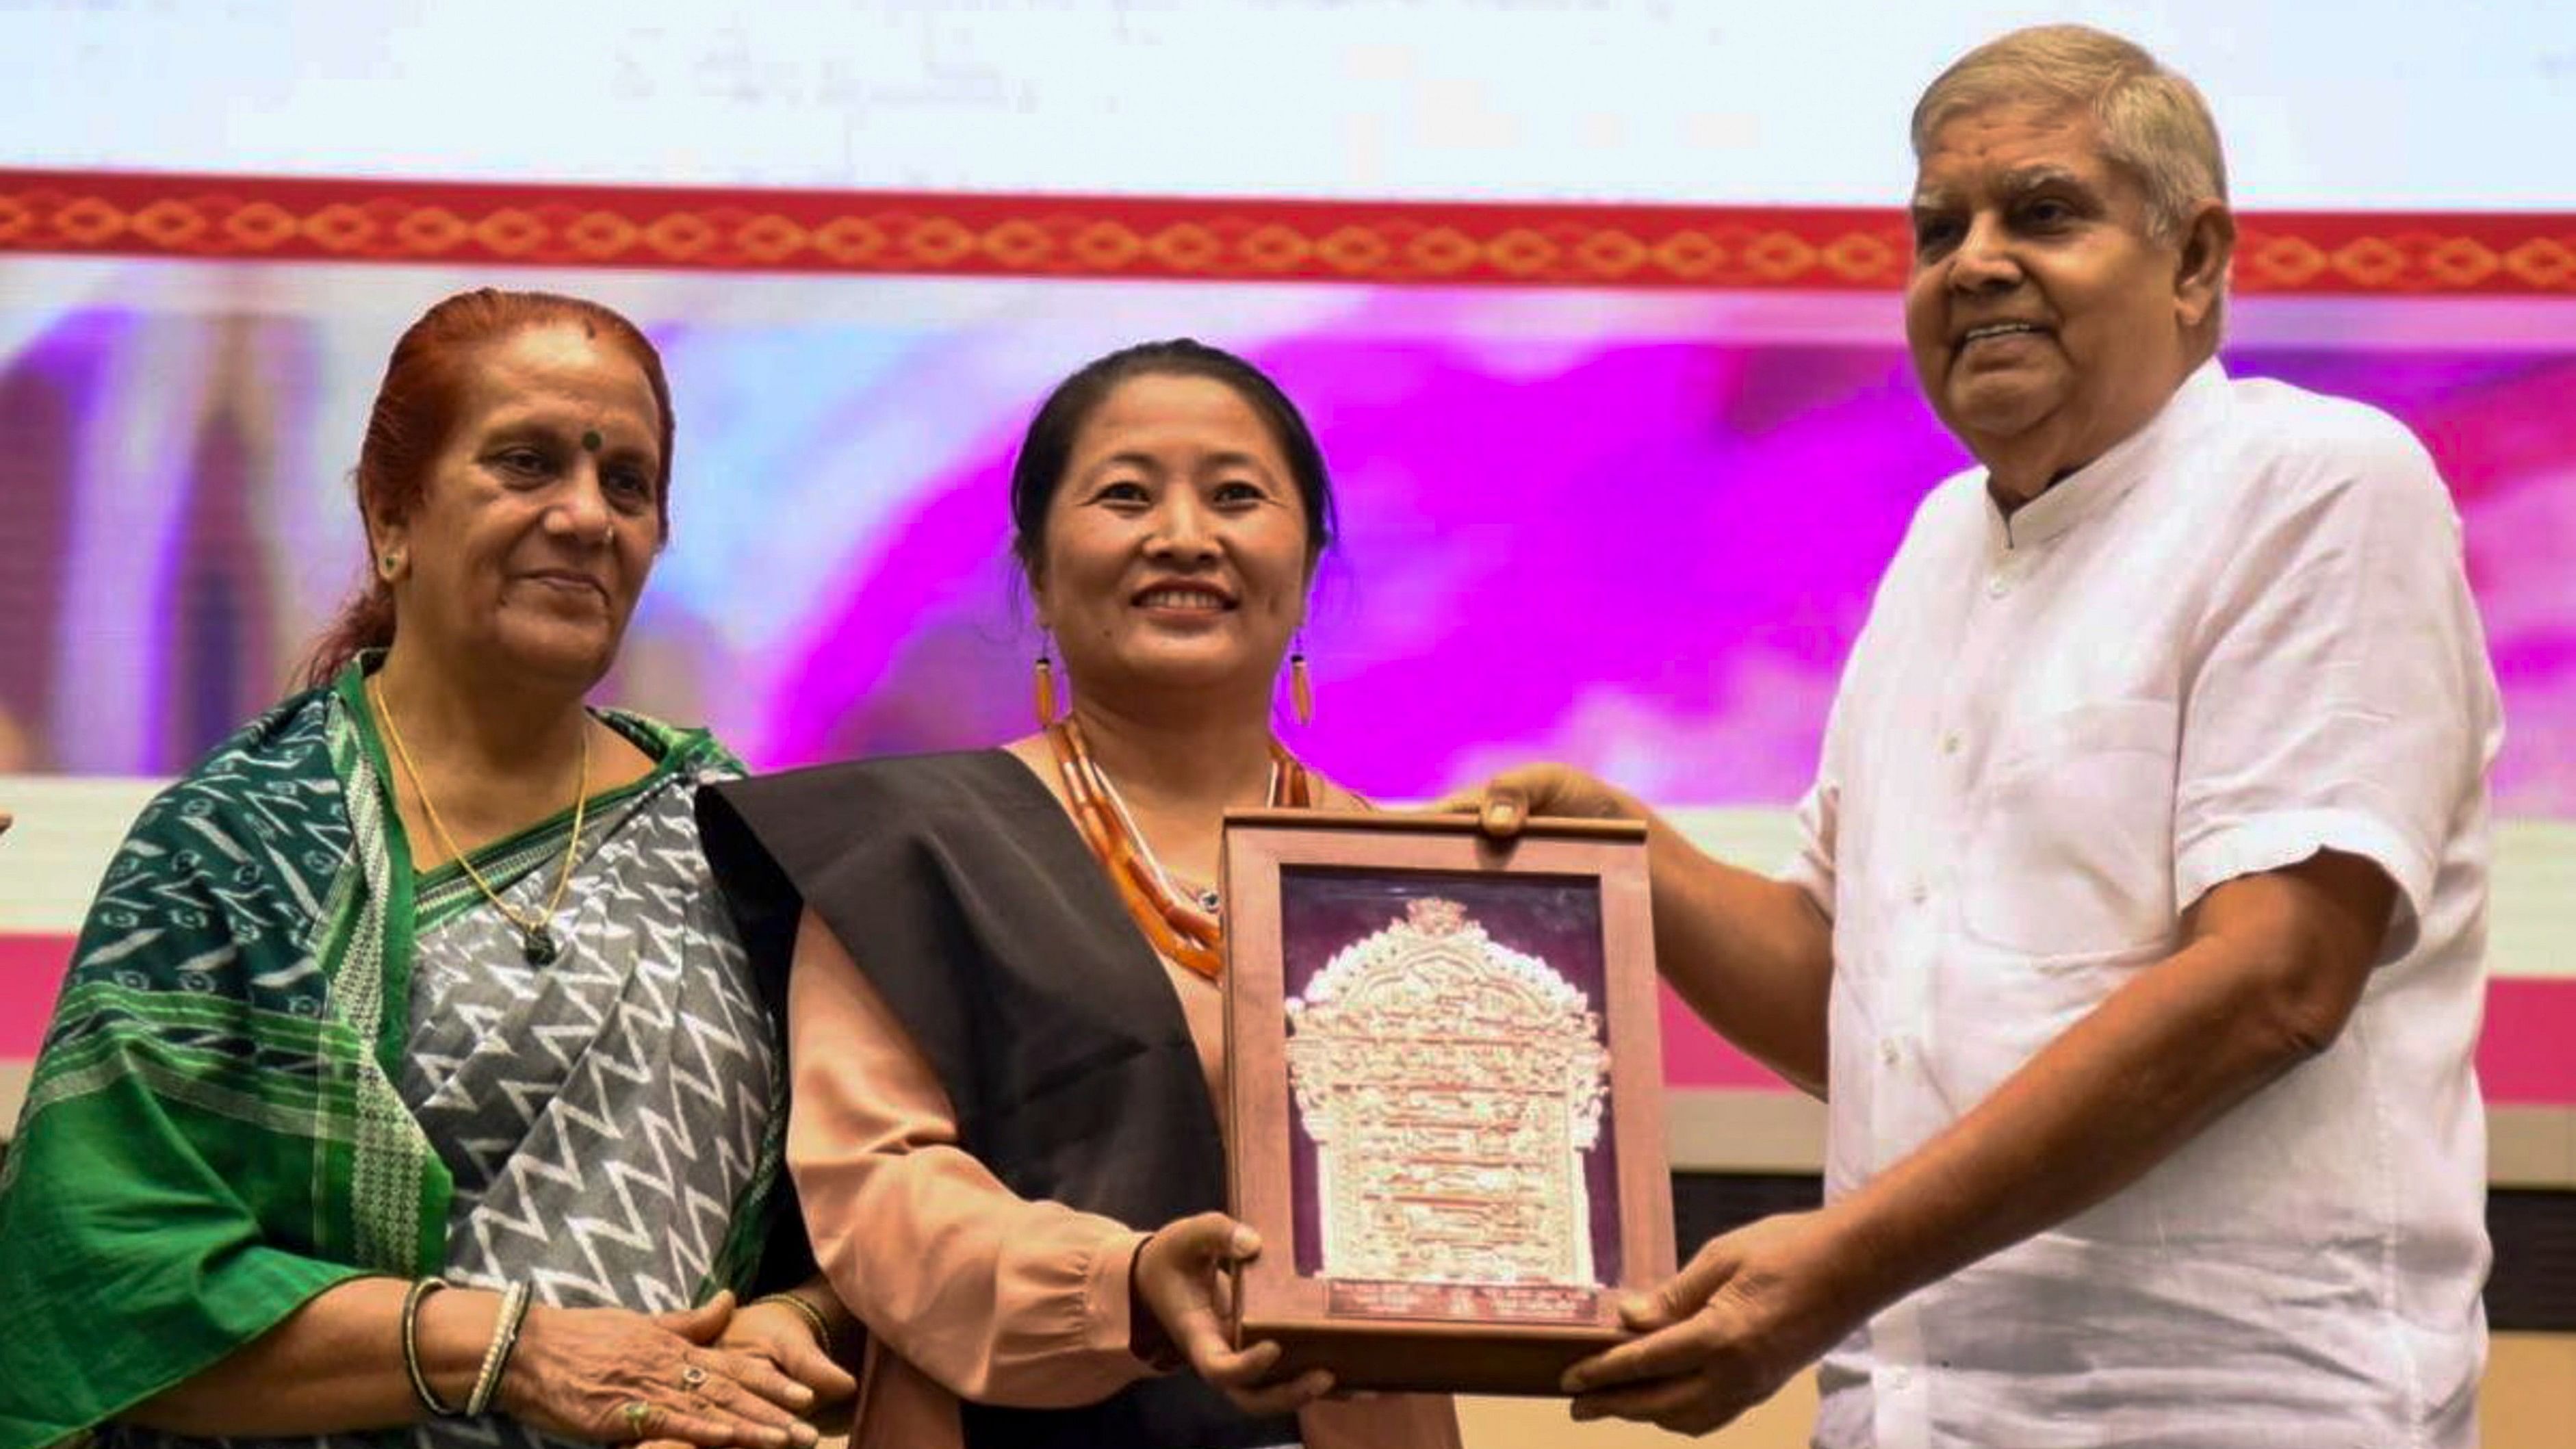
[{"left": 1220, "top": 810, "right": 1673, "bottom": 1396}]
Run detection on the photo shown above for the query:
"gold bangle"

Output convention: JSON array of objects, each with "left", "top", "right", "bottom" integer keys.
[
  {"left": 749, "top": 1292, "right": 833, "bottom": 1352},
  {"left": 465, "top": 1281, "right": 533, "bottom": 1416},
  {"left": 400, "top": 1276, "right": 461, "bottom": 1417}
]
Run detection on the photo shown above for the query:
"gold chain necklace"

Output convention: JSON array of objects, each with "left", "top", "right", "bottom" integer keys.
[{"left": 368, "top": 675, "right": 589, "bottom": 965}]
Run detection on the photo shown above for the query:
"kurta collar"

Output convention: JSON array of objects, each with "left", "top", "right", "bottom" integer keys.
[{"left": 1986, "top": 358, "right": 2230, "bottom": 553}]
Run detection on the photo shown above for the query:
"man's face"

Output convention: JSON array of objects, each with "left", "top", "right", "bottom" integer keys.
[{"left": 1904, "top": 101, "right": 2205, "bottom": 493}]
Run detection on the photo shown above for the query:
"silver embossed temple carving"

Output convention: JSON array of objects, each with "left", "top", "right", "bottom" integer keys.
[{"left": 1284, "top": 896, "right": 1611, "bottom": 1287}]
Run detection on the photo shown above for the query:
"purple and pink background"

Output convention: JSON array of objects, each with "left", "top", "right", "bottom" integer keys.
[{"left": 1, "top": 244, "right": 2571, "bottom": 1110}]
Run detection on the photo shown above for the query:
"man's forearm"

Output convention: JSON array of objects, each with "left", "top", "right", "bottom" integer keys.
[
  {"left": 1641, "top": 810, "right": 1835, "bottom": 1097},
  {"left": 1820, "top": 862, "right": 2381, "bottom": 1316}
]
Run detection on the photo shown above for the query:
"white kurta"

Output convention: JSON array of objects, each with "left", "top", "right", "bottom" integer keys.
[{"left": 1787, "top": 362, "right": 2501, "bottom": 1448}]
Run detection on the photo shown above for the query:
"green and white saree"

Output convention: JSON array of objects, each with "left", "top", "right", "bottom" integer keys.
[{"left": 0, "top": 661, "right": 786, "bottom": 1449}]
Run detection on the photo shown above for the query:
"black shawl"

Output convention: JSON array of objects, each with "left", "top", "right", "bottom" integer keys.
[{"left": 697, "top": 751, "right": 1298, "bottom": 1449}]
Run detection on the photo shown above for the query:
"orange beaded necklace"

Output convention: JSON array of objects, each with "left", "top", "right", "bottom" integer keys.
[{"left": 1046, "top": 717, "right": 1313, "bottom": 979}]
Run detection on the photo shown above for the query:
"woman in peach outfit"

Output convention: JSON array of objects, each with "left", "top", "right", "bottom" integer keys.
[{"left": 699, "top": 342, "right": 1460, "bottom": 1449}]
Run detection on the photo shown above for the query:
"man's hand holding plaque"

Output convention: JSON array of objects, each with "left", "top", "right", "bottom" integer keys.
[{"left": 1562, "top": 1209, "right": 1862, "bottom": 1434}]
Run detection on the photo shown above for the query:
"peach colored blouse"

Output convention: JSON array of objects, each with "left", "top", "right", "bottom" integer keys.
[{"left": 788, "top": 896, "right": 1463, "bottom": 1449}]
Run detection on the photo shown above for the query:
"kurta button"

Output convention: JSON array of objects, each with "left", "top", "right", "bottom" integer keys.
[
  {"left": 1985, "top": 573, "right": 2009, "bottom": 598},
  {"left": 1941, "top": 732, "right": 1961, "bottom": 755},
  {"left": 1909, "top": 880, "right": 1929, "bottom": 904},
  {"left": 1880, "top": 1038, "right": 1901, "bottom": 1067}
]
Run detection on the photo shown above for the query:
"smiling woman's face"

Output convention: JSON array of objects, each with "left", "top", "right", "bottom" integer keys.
[
  {"left": 1032, "top": 371, "right": 1313, "bottom": 708},
  {"left": 374, "top": 323, "right": 666, "bottom": 691}
]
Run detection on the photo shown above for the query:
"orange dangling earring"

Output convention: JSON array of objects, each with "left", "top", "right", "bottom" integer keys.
[
  {"left": 1033, "top": 637, "right": 1059, "bottom": 726},
  {"left": 1289, "top": 635, "right": 1314, "bottom": 728}
]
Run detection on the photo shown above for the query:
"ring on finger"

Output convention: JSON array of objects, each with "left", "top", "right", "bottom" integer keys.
[
  {"left": 678, "top": 1363, "right": 709, "bottom": 1391},
  {"left": 621, "top": 1400, "right": 654, "bottom": 1437}
]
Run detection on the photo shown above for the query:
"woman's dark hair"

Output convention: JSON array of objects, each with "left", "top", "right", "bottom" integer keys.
[
  {"left": 1007, "top": 339, "right": 1336, "bottom": 580},
  {"left": 298, "top": 288, "right": 675, "bottom": 689}
]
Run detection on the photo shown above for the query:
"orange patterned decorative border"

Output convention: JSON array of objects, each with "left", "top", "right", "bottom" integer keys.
[{"left": 1, "top": 169, "right": 2571, "bottom": 293}]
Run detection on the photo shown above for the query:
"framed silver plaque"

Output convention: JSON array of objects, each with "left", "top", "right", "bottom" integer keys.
[{"left": 1220, "top": 810, "right": 1673, "bottom": 1396}]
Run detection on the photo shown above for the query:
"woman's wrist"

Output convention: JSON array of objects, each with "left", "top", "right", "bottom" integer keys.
[
  {"left": 409, "top": 1282, "right": 506, "bottom": 1417},
  {"left": 1124, "top": 1235, "right": 1185, "bottom": 1372},
  {"left": 748, "top": 1291, "right": 835, "bottom": 1353},
  {"left": 489, "top": 1300, "right": 561, "bottom": 1420},
  {"left": 465, "top": 1282, "right": 534, "bottom": 1415}
]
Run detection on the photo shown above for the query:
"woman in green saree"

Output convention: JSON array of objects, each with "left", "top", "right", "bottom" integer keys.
[{"left": 0, "top": 290, "right": 853, "bottom": 1449}]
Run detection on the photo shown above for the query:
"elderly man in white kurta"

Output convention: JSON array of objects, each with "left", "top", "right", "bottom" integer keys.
[{"left": 1467, "top": 24, "right": 2500, "bottom": 1448}]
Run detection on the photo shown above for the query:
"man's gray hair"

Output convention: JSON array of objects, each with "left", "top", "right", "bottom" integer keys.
[{"left": 1911, "top": 25, "right": 2227, "bottom": 241}]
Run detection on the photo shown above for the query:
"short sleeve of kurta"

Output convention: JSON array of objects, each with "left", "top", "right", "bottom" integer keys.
[{"left": 2170, "top": 412, "right": 2500, "bottom": 955}]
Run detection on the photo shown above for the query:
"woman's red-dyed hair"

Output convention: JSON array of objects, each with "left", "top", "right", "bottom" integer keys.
[{"left": 297, "top": 288, "right": 675, "bottom": 689}]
